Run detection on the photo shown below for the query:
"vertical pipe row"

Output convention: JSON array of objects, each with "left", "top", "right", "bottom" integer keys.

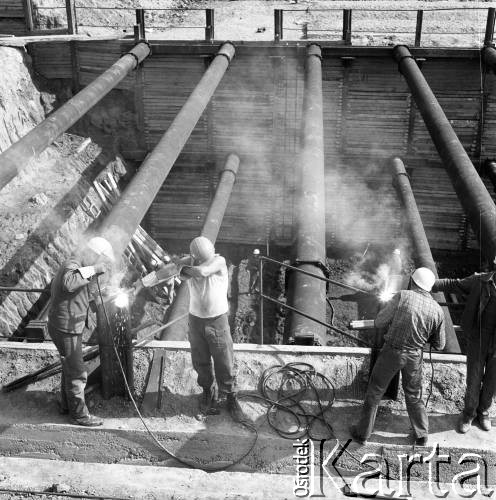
[
  {"left": 393, "top": 45, "right": 496, "bottom": 263},
  {"left": 391, "top": 157, "right": 460, "bottom": 353},
  {"left": 160, "top": 154, "right": 240, "bottom": 340},
  {"left": 288, "top": 44, "right": 327, "bottom": 345}
]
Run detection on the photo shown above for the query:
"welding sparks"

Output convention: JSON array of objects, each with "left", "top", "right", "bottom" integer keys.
[
  {"left": 114, "top": 291, "right": 129, "bottom": 308},
  {"left": 379, "top": 289, "right": 394, "bottom": 303}
]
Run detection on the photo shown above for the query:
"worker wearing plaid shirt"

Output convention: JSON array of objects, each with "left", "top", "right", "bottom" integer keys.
[{"left": 351, "top": 268, "right": 445, "bottom": 446}]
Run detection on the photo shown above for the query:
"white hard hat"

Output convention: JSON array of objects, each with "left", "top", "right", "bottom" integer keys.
[
  {"left": 190, "top": 236, "right": 215, "bottom": 263},
  {"left": 86, "top": 236, "right": 115, "bottom": 262},
  {"left": 411, "top": 267, "right": 435, "bottom": 292}
]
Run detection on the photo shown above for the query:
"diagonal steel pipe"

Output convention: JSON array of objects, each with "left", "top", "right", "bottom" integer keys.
[
  {"left": 393, "top": 45, "right": 496, "bottom": 262},
  {"left": 0, "top": 42, "right": 151, "bottom": 191},
  {"left": 287, "top": 44, "right": 327, "bottom": 345},
  {"left": 98, "top": 43, "right": 235, "bottom": 258},
  {"left": 160, "top": 154, "right": 240, "bottom": 341},
  {"left": 391, "top": 157, "right": 460, "bottom": 354}
]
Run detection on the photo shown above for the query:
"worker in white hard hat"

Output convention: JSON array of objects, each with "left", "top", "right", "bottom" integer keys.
[
  {"left": 350, "top": 267, "right": 445, "bottom": 447},
  {"left": 47, "top": 236, "right": 114, "bottom": 427},
  {"left": 180, "top": 236, "right": 247, "bottom": 423},
  {"left": 432, "top": 256, "right": 496, "bottom": 434}
]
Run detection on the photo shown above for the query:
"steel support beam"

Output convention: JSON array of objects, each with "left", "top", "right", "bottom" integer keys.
[
  {"left": 98, "top": 42, "right": 235, "bottom": 258},
  {"left": 287, "top": 44, "right": 327, "bottom": 345},
  {"left": 393, "top": 45, "right": 496, "bottom": 263},
  {"left": 0, "top": 42, "right": 150, "bottom": 191},
  {"left": 160, "top": 154, "right": 240, "bottom": 340},
  {"left": 391, "top": 157, "right": 460, "bottom": 354}
]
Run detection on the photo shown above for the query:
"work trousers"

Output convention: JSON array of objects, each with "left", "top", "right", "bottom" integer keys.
[
  {"left": 356, "top": 344, "right": 428, "bottom": 440},
  {"left": 48, "top": 325, "right": 89, "bottom": 419},
  {"left": 464, "top": 329, "right": 496, "bottom": 419},
  {"left": 188, "top": 313, "right": 235, "bottom": 395}
]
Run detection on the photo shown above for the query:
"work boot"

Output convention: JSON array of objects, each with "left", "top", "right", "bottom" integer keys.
[
  {"left": 349, "top": 424, "right": 367, "bottom": 446},
  {"left": 200, "top": 387, "right": 220, "bottom": 415},
  {"left": 56, "top": 400, "right": 69, "bottom": 415},
  {"left": 70, "top": 414, "right": 103, "bottom": 427},
  {"left": 226, "top": 393, "right": 248, "bottom": 424},
  {"left": 478, "top": 414, "right": 492, "bottom": 431},
  {"left": 458, "top": 413, "right": 473, "bottom": 434}
]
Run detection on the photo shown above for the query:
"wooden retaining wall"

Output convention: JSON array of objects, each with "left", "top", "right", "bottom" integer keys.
[{"left": 28, "top": 40, "right": 496, "bottom": 252}]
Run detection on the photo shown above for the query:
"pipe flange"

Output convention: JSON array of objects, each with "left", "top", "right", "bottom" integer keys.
[
  {"left": 216, "top": 41, "right": 235, "bottom": 63},
  {"left": 393, "top": 44, "right": 414, "bottom": 65},
  {"left": 307, "top": 43, "right": 322, "bottom": 60}
]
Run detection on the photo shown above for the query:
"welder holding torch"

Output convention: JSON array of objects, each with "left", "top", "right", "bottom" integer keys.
[
  {"left": 350, "top": 267, "right": 445, "bottom": 446},
  {"left": 48, "top": 237, "right": 114, "bottom": 427},
  {"left": 136, "top": 236, "right": 247, "bottom": 423}
]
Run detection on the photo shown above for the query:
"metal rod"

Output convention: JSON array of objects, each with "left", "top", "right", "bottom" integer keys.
[
  {"left": 65, "top": 0, "right": 77, "bottom": 34},
  {"left": 0, "top": 42, "right": 150, "bottom": 191},
  {"left": 159, "top": 153, "right": 240, "bottom": 341},
  {"left": 274, "top": 9, "right": 283, "bottom": 42},
  {"left": 259, "top": 256, "right": 264, "bottom": 345},
  {"left": 484, "top": 7, "right": 496, "bottom": 46},
  {"left": 342, "top": 9, "right": 352, "bottom": 45},
  {"left": 205, "top": 8, "right": 214, "bottom": 41},
  {"left": 262, "top": 293, "right": 369, "bottom": 347},
  {"left": 393, "top": 45, "right": 496, "bottom": 263},
  {"left": 414, "top": 10, "right": 423, "bottom": 47},
  {"left": 391, "top": 157, "right": 460, "bottom": 354},
  {"left": 258, "top": 254, "right": 370, "bottom": 295},
  {"left": 288, "top": 44, "right": 327, "bottom": 345}
]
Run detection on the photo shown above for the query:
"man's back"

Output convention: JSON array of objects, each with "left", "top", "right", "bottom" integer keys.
[{"left": 377, "top": 289, "right": 445, "bottom": 350}]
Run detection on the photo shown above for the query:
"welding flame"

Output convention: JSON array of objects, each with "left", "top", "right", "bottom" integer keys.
[{"left": 114, "top": 291, "right": 129, "bottom": 308}]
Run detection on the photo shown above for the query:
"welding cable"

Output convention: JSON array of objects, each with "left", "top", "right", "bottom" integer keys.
[
  {"left": 326, "top": 296, "right": 335, "bottom": 326},
  {"left": 95, "top": 277, "right": 258, "bottom": 473},
  {"left": 238, "top": 361, "right": 389, "bottom": 479}
]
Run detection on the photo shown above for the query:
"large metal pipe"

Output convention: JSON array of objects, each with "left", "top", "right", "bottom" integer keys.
[
  {"left": 98, "top": 43, "right": 235, "bottom": 258},
  {"left": 160, "top": 154, "right": 240, "bottom": 341},
  {"left": 393, "top": 45, "right": 496, "bottom": 262},
  {"left": 0, "top": 42, "right": 151, "bottom": 191},
  {"left": 287, "top": 44, "right": 327, "bottom": 345},
  {"left": 391, "top": 157, "right": 460, "bottom": 354},
  {"left": 483, "top": 45, "right": 496, "bottom": 73}
]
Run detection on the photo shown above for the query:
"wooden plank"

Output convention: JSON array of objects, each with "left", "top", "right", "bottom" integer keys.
[
  {"left": 0, "top": 33, "right": 119, "bottom": 46},
  {"left": 140, "top": 349, "right": 166, "bottom": 416}
]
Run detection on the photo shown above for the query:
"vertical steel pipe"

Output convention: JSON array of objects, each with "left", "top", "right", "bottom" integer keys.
[
  {"left": 393, "top": 45, "right": 496, "bottom": 262},
  {"left": 391, "top": 157, "right": 460, "bottom": 353},
  {"left": 160, "top": 154, "right": 240, "bottom": 340},
  {"left": 0, "top": 42, "right": 151, "bottom": 191},
  {"left": 98, "top": 43, "right": 235, "bottom": 258},
  {"left": 288, "top": 44, "right": 327, "bottom": 345}
]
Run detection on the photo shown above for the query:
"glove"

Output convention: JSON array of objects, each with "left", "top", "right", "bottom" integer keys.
[
  {"left": 132, "top": 279, "right": 144, "bottom": 295},
  {"left": 94, "top": 261, "right": 110, "bottom": 275}
]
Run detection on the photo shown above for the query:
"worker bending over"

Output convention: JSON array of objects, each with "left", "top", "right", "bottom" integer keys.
[
  {"left": 433, "top": 259, "right": 496, "bottom": 433},
  {"left": 48, "top": 237, "right": 114, "bottom": 427},
  {"left": 351, "top": 268, "right": 445, "bottom": 446}
]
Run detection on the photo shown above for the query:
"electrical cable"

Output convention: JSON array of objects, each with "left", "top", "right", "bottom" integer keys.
[{"left": 95, "top": 277, "right": 258, "bottom": 472}]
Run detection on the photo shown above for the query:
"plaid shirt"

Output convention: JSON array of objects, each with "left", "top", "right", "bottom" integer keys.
[{"left": 375, "top": 289, "right": 445, "bottom": 351}]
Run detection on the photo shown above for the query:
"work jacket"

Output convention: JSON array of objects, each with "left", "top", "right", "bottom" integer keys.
[
  {"left": 432, "top": 272, "right": 496, "bottom": 341},
  {"left": 48, "top": 258, "right": 96, "bottom": 334}
]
